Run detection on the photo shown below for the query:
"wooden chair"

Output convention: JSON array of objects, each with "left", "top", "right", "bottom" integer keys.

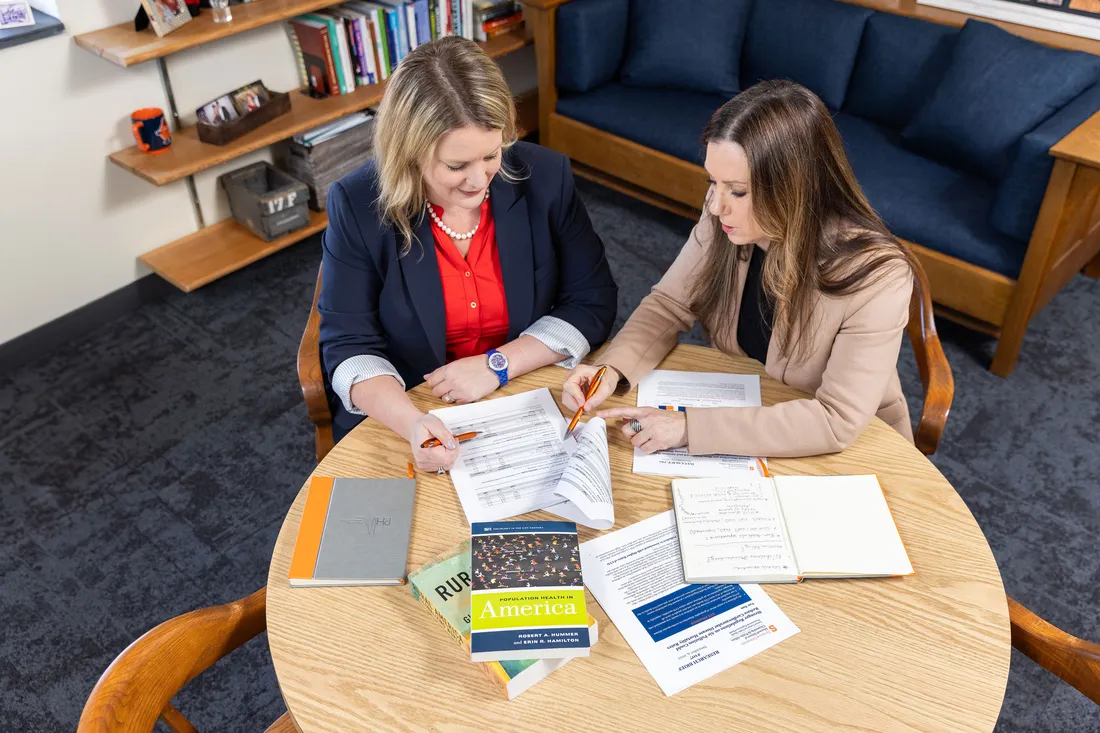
[
  {"left": 907, "top": 255, "right": 954, "bottom": 456},
  {"left": 77, "top": 589, "right": 299, "bottom": 733},
  {"left": 1008, "top": 597, "right": 1100, "bottom": 706},
  {"left": 298, "top": 267, "right": 334, "bottom": 462}
]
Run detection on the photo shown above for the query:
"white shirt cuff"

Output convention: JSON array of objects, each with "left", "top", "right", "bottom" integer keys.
[
  {"left": 331, "top": 355, "right": 406, "bottom": 415},
  {"left": 521, "top": 315, "right": 591, "bottom": 369}
]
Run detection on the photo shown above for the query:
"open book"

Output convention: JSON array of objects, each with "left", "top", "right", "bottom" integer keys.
[
  {"left": 432, "top": 389, "right": 614, "bottom": 529},
  {"left": 671, "top": 474, "right": 913, "bottom": 584}
]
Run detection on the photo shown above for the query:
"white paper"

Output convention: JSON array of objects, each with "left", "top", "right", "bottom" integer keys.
[
  {"left": 774, "top": 475, "right": 913, "bottom": 577},
  {"left": 432, "top": 389, "right": 614, "bottom": 528},
  {"left": 672, "top": 477, "right": 799, "bottom": 583},
  {"left": 580, "top": 511, "right": 799, "bottom": 696},
  {"left": 634, "top": 371, "right": 765, "bottom": 478}
]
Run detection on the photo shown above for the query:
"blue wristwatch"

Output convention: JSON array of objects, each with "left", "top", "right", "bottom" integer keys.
[{"left": 486, "top": 349, "right": 509, "bottom": 388}]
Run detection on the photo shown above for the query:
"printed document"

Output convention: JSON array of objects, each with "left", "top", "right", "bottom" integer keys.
[
  {"left": 634, "top": 370, "right": 764, "bottom": 478},
  {"left": 432, "top": 389, "right": 613, "bottom": 528},
  {"left": 580, "top": 511, "right": 798, "bottom": 695}
]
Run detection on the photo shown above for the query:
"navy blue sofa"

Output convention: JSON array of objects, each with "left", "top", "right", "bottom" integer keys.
[{"left": 523, "top": 0, "right": 1100, "bottom": 375}]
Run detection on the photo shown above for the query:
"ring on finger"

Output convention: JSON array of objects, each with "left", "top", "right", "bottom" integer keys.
[
  {"left": 443, "top": 394, "right": 455, "bottom": 403},
  {"left": 629, "top": 418, "right": 643, "bottom": 433},
  {"left": 436, "top": 467, "right": 447, "bottom": 475}
]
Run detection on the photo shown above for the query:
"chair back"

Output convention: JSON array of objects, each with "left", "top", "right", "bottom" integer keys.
[
  {"left": 906, "top": 256, "right": 954, "bottom": 455},
  {"left": 78, "top": 590, "right": 270, "bottom": 733},
  {"left": 298, "top": 266, "right": 334, "bottom": 461}
]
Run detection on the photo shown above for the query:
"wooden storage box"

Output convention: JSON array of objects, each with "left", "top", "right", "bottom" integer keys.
[
  {"left": 219, "top": 161, "right": 310, "bottom": 242},
  {"left": 274, "top": 116, "right": 375, "bottom": 211},
  {"left": 197, "top": 90, "right": 291, "bottom": 146}
]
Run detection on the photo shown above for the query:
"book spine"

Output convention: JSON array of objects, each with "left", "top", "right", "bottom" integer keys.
[
  {"left": 450, "top": 0, "right": 459, "bottom": 39},
  {"left": 385, "top": 9, "right": 400, "bottom": 68},
  {"left": 339, "top": 18, "right": 356, "bottom": 92},
  {"left": 370, "top": 13, "right": 388, "bottom": 80},
  {"left": 416, "top": 0, "right": 429, "bottom": 46},
  {"left": 319, "top": 25, "right": 340, "bottom": 97},
  {"left": 284, "top": 22, "right": 309, "bottom": 88},
  {"left": 307, "top": 15, "right": 348, "bottom": 95},
  {"left": 347, "top": 16, "right": 366, "bottom": 86},
  {"left": 463, "top": 0, "right": 473, "bottom": 40},
  {"left": 359, "top": 17, "right": 377, "bottom": 84},
  {"left": 406, "top": 3, "right": 417, "bottom": 49},
  {"left": 428, "top": 0, "right": 437, "bottom": 40}
]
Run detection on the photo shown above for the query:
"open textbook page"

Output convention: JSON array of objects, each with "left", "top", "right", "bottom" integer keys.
[
  {"left": 432, "top": 389, "right": 613, "bottom": 528},
  {"left": 580, "top": 511, "right": 798, "bottom": 695},
  {"left": 634, "top": 370, "right": 764, "bottom": 478}
]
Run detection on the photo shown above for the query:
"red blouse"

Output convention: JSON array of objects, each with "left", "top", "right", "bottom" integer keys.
[{"left": 428, "top": 198, "right": 510, "bottom": 362}]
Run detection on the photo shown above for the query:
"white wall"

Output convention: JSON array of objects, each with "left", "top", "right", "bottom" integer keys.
[{"left": 0, "top": 0, "right": 536, "bottom": 346}]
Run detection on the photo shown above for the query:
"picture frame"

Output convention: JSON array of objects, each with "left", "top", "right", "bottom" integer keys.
[
  {"left": 140, "top": 0, "right": 192, "bottom": 37},
  {"left": 0, "top": 2, "right": 34, "bottom": 29},
  {"left": 197, "top": 94, "right": 240, "bottom": 126},
  {"left": 917, "top": 0, "right": 1100, "bottom": 40},
  {"left": 230, "top": 80, "right": 271, "bottom": 116}
]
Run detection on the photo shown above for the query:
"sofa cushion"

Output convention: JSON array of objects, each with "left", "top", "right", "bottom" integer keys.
[
  {"left": 991, "top": 83, "right": 1100, "bottom": 243},
  {"left": 742, "top": 0, "right": 872, "bottom": 110},
  {"left": 844, "top": 12, "right": 958, "bottom": 130},
  {"left": 834, "top": 113, "right": 1028, "bottom": 277},
  {"left": 556, "top": 83, "right": 726, "bottom": 164},
  {"left": 902, "top": 20, "right": 1100, "bottom": 182},
  {"left": 620, "top": 0, "right": 751, "bottom": 98},
  {"left": 557, "top": 0, "right": 629, "bottom": 94}
]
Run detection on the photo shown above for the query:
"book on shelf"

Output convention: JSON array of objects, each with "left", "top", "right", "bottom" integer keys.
[
  {"left": 469, "top": 521, "right": 591, "bottom": 663},
  {"left": 671, "top": 474, "right": 914, "bottom": 584},
  {"left": 287, "top": 476, "right": 417, "bottom": 587},
  {"left": 330, "top": 7, "right": 374, "bottom": 85},
  {"left": 409, "top": 539, "right": 599, "bottom": 699},
  {"left": 347, "top": 2, "right": 392, "bottom": 80},
  {"left": 283, "top": 22, "right": 309, "bottom": 89},
  {"left": 289, "top": 18, "right": 339, "bottom": 98},
  {"left": 307, "top": 12, "right": 355, "bottom": 94}
]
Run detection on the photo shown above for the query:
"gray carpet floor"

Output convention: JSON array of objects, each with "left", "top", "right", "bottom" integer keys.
[{"left": 1, "top": 177, "right": 1098, "bottom": 731}]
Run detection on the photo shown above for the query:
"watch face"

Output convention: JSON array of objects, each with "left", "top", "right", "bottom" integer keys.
[{"left": 488, "top": 351, "right": 508, "bottom": 371}]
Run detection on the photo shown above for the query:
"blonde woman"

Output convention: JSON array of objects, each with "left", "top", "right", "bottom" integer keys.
[
  {"left": 562, "top": 80, "right": 914, "bottom": 458},
  {"left": 320, "top": 36, "right": 617, "bottom": 471}
]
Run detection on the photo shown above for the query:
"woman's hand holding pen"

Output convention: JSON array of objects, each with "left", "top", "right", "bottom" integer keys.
[
  {"left": 407, "top": 413, "right": 459, "bottom": 472},
  {"left": 562, "top": 364, "right": 620, "bottom": 414},
  {"left": 597, "top": 406, "right": 688, "bottom": 454}
]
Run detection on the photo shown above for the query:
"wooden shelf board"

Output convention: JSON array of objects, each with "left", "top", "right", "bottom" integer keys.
[
  {"left": 108, "top": 30, "right": 532, "bottom": 186},
  {"left": 141, "top": 209, "right": 328, "bottom": 292},
  {"left": 73, "top": 0, "right": 344, "bottom": 67}
]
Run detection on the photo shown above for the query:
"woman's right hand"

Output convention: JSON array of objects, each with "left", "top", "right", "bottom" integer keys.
[
  {"left": 562, "top": 364, "right": 620, "bottom": 414},
  {"left": 407, "top": 413, "right": 459, "bottom": 472}
]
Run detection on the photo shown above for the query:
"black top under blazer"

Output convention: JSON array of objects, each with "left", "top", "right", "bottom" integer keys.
[{"left": 319, "top": 141, "right": 619, "bottom": 434}]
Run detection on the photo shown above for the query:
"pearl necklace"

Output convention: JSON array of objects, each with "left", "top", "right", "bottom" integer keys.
[{"left": 425, "top": 192, "right": 489, "bottom": 241}]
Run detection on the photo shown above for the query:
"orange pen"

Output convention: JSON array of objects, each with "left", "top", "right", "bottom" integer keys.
[
  {"left": 420, "top": 431, "right": 480, "bottom": 449},
  {"left": 566, "top": 366, "right": 607, "bottom": 436}
]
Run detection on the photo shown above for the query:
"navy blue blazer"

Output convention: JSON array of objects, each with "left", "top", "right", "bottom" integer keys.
[{"left": 319, "top": 141, "right": 619, "bottom": 434}]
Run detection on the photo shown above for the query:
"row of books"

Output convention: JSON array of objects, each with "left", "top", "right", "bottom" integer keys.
[{"left": 285, "top": 1, "right": 524, "bottom": 98}]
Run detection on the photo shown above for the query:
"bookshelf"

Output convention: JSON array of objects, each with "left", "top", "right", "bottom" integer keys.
[
  {"left": 109, "top": 29, "right": 531, "bottom": 186},
  {"left": 75, "top": 5, "right": 535, "bottom": 291},
  {"left": 74, "top": 0, "right": 346, "bottom": 67}
]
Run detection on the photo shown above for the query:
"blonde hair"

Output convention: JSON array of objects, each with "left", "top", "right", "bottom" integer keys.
[{"left": 373, "top": 36, "right": 520, "bottom": 255}]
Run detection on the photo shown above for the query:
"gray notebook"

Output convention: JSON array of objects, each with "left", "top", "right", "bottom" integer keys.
[{"left": 289, "top": 477, "right": 417, "bottom": 587}]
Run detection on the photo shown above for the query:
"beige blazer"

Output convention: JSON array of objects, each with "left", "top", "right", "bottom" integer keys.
[{"left": 599, "top": 211, "right": 914, "bottom": 458}]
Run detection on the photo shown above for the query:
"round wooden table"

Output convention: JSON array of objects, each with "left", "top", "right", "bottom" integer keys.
[{"left": 267, "top": 345, "right": 1010, "bottom": 732}]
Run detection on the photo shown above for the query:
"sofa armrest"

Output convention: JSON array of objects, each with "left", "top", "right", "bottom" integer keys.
[
  {"left": 990, "top": 84, "right": 1100, "bottom": 242},
  {"left": 1052, "top": 109, "right": 1100, "bottom": 168},
  {"left": 556, "top": 0, "right": 629, "bottom": 93}
]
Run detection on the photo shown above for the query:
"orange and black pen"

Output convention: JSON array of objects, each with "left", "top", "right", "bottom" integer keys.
[
  {"left": 420, "top": 431, "right": 480, "bottom": 449},
  {"left": 566, "top": 366, "right": 607, "bottom": 436}
]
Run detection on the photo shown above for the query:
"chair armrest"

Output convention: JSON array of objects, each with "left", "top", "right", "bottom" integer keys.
[
  {"left": 298, "top": 267, "right": 332, "bottom": 429},
  {"left": 521, "top": 0, "right": 573, "bottom": 8},
  {"left": 907, "top": 264, "right": 954, "bottom": 456},
  {"left": 1052, "top": 109, "right": 1100, "bottom": 168},
  {"left": 78, "top": 589, "right": 267, "bottom": 733},
  {"left": 1009, "top": 596, "right": 1100, "bottom": 705}
]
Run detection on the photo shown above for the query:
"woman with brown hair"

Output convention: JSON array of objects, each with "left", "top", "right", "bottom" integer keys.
[
  {"left": 321, "top": 36, "right": 617, "bottom": 470},
  {"left": 562, "top": 80, "right": 914, "bottom": 458}
]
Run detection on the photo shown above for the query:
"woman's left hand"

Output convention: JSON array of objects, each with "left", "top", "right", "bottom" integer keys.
[
  {"left": 596, "top": 406, "right": 688, "bottom": 454},
  {"left": 424, "top": 356, "right": 501, "bottom": 405}
]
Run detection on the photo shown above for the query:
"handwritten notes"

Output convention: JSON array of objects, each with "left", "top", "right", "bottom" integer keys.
[{"left": 672, "top": 477, "right": 800, "bottom": 583}]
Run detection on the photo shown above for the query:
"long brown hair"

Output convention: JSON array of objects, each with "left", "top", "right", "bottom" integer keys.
[
  {"left": 689, "top": 80, "right": 912, "bottom": 363},
  {"left": 373, "top": 36, "right": 521, "bottom": 255}
]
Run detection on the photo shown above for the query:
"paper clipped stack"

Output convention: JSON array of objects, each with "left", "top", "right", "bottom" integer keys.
[{"left": 275, "top": 111, "right": 375, "bottom": 211}]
